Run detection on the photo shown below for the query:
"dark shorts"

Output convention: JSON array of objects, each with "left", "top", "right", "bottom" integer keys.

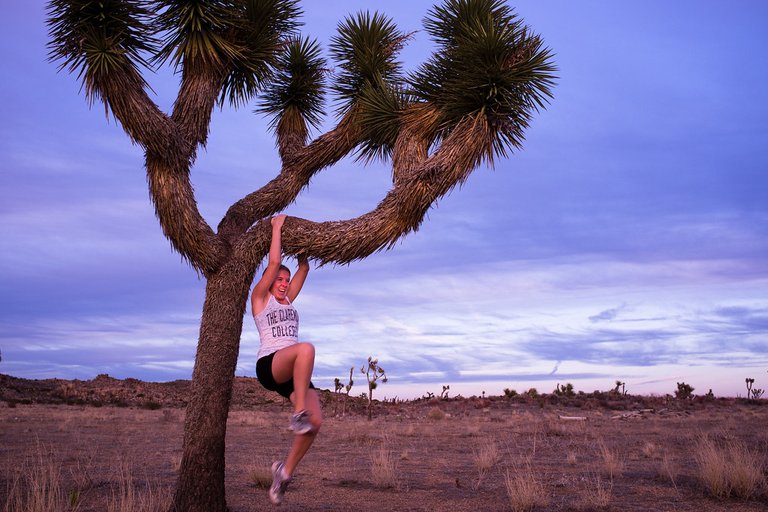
[{"left": 256, "top": 351, "right": 316, "bottom": 399}]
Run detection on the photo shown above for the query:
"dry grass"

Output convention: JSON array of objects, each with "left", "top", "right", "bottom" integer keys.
[
  {"left": 370, "top": 443, "right": 398, "bottom": 489},
  {"left": 248, "top": 462, "right": 274, "bottom": 489},
  {"left": 583, "top": 474, "right": 612, "bottom": 510},
  {"left": 472, "top": 438, "right": 500, "bottom": 490},
  {"left": 504, "top": 464, "right": 548, "bottom": 512},
  {"left": 107, "top": 461, "right": 171, "bottom": 512},
  {"left": 598, "top": 439, "right": 624, "bottom": 480},
  {"left": 695, "top": 435, "right": 766, "bottom": 500},
  {"left": 3, "top": 443, "right": 65, "bottom": 512},
  {"left": 658, "top": 451, "right": 679, "bottom": 491},
  {"left": 427, "top": 406, "right": 447, "bottom": 420},
  {"left": 3, "top": 443, "right": 171, "bottom": 512},
  {"left": 3, "top": 400, "right": 768, "bottom": 511}
]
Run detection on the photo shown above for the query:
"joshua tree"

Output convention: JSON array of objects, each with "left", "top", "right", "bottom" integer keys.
[
  {"left": 46, "top": 0, "right": 555, "bottom": 510},
  {"left": 361, "top": 356, "right": 388, "bottom": 420}
]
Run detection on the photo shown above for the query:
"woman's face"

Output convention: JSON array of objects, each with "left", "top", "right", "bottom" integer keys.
[{"left": 270, "top": 269, "right": 291, "bottom": 301}]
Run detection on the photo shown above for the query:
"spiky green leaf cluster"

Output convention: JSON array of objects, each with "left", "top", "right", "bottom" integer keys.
[
  {"left": 257, "top": 36, "right": 325, "bottom": 132},
  {"left": 154, "top": 0, "right": 302, "bottom": 105},
  {"left": 355, "top": 80, "right": 409, "bottom": 162},
  {"left": 329, "top": 11, "right": 405, "bottom": 114},
  {"left": 411, "top": 0, "right": 557, "bottom": 159},
  {"left": 329, "top": 12, "right": 409, "bottom": 161},
  {"left": 47, "top": 0, "right": 157, "bottom": 102}
]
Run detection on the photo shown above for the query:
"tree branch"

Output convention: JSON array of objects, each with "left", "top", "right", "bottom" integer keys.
[
  {"left": 231, "top": 113, "right": 492, "bottom": 270},
  {"left": 217, "top": 109, "right": 364, "bottom": 243}
]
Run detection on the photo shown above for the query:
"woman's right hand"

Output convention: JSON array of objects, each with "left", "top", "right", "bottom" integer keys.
[{"left": 271, "top": 214, "right": 286, "bottom": 229}]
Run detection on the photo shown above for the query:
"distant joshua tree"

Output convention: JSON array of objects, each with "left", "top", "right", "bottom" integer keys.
[
  {"left": 361, "top": 357, "right": 388, "bottom": 420},
  {"left": 46, "top": 1, "right": 555, "bottom": 510}
]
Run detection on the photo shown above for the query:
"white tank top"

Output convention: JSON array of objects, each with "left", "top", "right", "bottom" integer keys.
[{"left": 254, "top": 295, "right": 299, "bottom": 359}]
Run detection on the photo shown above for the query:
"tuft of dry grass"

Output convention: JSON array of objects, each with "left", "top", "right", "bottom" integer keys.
[
  {"left": 107, "top": 461, "right": 171, "bottom": 512},
  {"left": 248, "top": 462, "right": 274, "bottom": 489},
  {"left": 641, "top": 441, "right": 658, "bottom": 459},
  {"left": 658, "top": 451, "right": 679, "bottom": 491},
  {"left": 598, "top": 440, "right": 624, "bottom": 481},
  {"left": 371, "top": 443, "right": 398, "bottom": 489},
  {"left": 583, "top": 474, "right": 612, "bottom": 510},
  {"left": 427, "top": 406, "right": 446, "bottom": 420},
  {"left": 695, "top": 435, "right": 766, "bottom": 500},
  {"left": 504, "top": 464, "right": 549, "bottom": 512},
  {"left": 3, "top": 443, "right": 64, "bottom": 512},
  {"left": 472, "top": 438, "right": 500, "bottom": 490}
]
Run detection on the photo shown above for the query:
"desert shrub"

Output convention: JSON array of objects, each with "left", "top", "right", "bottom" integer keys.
[
  {"left": 472, "top": 438, "right": 500, "bottom": 490},
  {"left": 505, "top": 464, "right": 548, "bottom": 512},
  {"left": 554, "top": 382, "right": 575, "bottom": 397},
  {"left": 503, "top": 388, "right": 518, "bottom": 398},
  {"left": 108, "top": 461, "right": 171, "bottom": 512},
  {"left": 427, "top": 406, "right": 446, "bottom": 420},
  {"left": 695, "top": 436, "right": 766, "bottom": 499},
  {"left": 675, "top": 382, "right": 694, "bottom": 400},
  {"left": 371, "top": 444, "right": 398, "bottom": 488},
  {"left": 141, "top": 400, "right": 162, "bottom": 410},
  {"left": 4, "top": 443, "right": 65, "bottom": 512},
  {"left": 598, "top": 440, "right": 624, "bottom": 480},
  {"left": 583, "top": 474, "right": 612, "bottom": 510},
  {"left": 248, "top": 462, "right": 273, "bottom": 489}
]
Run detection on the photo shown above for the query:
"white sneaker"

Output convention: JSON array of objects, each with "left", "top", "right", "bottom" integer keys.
[{"left": 269, "top": 461, "right": 292, "bottom": 505}]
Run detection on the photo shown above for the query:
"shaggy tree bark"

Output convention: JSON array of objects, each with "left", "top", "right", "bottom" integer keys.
[{"left": 46, "top": 1, "right": 555, "bottom": 510}]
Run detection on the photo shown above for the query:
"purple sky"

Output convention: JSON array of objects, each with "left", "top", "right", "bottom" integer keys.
[{"left": 1, "top": 1, "right": 767, "bottom": 399}]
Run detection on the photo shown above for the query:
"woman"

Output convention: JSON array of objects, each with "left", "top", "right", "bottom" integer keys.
[{"left": 251, "top": 214, "right": 322, "bottom": 505}]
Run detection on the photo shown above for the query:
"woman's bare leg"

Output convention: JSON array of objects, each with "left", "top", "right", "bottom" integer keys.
[
  {"left": 270, "top": 343, "right": 315, "bottom": 411},
  {"left": 284, "top": 388, "right": 322, "bottom": 476}
]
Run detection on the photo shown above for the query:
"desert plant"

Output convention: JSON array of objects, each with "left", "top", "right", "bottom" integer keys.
[
  {"left": 440, "top": 384, "right": 450, "bottom": 400},
  {"left": 695, "top": 436, "right": 766, "bottom": 499},
  {"left": 658, "top": 451, "right": 679, "bottom": 492},
  {"left": 247, "top": 463, "right": 273, "bottom": 489},
  {"left": 361, "top": 357, "right": 388, "bottom": 420},
  {"left": 472, "top": 438, "right": 500, "bottom": 490},
  {"left": 745, "top": 377, "right": 765, "bottom": 400},
  {"left": 504, "top": 464, "right": 548, "bottom": 512},
  {"left": 427, "top": 406, "right": 446, "bottom": 420},
  {"left": 503, "top": 388, "right": 518, "bottom": 398},
  {"left": 584, "top": 474, "right": 613, "bottom": 510},
  {"left": 612, "top": 380, "right": 626, "bottom": 396},
  {"left": 4, "top": 443, "right": 65, "bottom": 512},
  {"left": 370, "top": 443, "right": 398, "bottom": 488},
  {"left": 675, "top": 382, "right": 694, "bottom": 400},
  {"left": 45, "top": 0, "right": 555, "bottom": 509},
  {"left": 108, "top": 461, "right": 172, "bottom": 512},
  {"left": 598, "top": 440, "right": 624, "bottom": 481},
  {"left": 554, "top": 382, "right": 575, "bottom": 397}
]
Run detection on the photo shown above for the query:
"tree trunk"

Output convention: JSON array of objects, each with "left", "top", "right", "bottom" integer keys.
[{"left": 171, "top": 263, "right": 253, "bottom": 512}]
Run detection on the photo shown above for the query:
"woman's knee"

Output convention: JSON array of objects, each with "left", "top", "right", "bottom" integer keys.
[{"left": 297, "top": 342, "right": 315, "bottom": 359}]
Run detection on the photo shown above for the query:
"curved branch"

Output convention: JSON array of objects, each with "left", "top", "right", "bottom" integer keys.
[
  {"left": 217, "top": 108, "right": 364, "bottom": 243},
  {"left": 146, "top": 153, "right": 229, "bottom": 276},
  {"left": 232, "top": 113, "right": 492, "bottom": 269},
  {"left": 171, "top": 65, "right": 229, "bottom": 160}
]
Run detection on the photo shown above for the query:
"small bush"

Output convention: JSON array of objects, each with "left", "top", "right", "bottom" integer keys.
[
  {"left": 695, "top": 436, "right": 766, "bottom": 499},
  {"left": 248, "top": 464, "right": 273, "bottom": 489},
  {"left": 371, "top": 444, "right": 398, "bottom": 488},
  {"left": 142, "top": 401, "right": 162, "bottom": 410},
  {"left": 598, "top": 440, "right": 624, "bottom": 480},
  {"left": 505, "top": 465, "right": 548, "bottom": 512},
  {"left": 427, "top": 406, "right": 446, "bottom": 420}
]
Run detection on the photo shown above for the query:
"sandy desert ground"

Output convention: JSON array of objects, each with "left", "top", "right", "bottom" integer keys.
[{"left": 1, "top": 376, "right": 767, "bottom": 511}]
